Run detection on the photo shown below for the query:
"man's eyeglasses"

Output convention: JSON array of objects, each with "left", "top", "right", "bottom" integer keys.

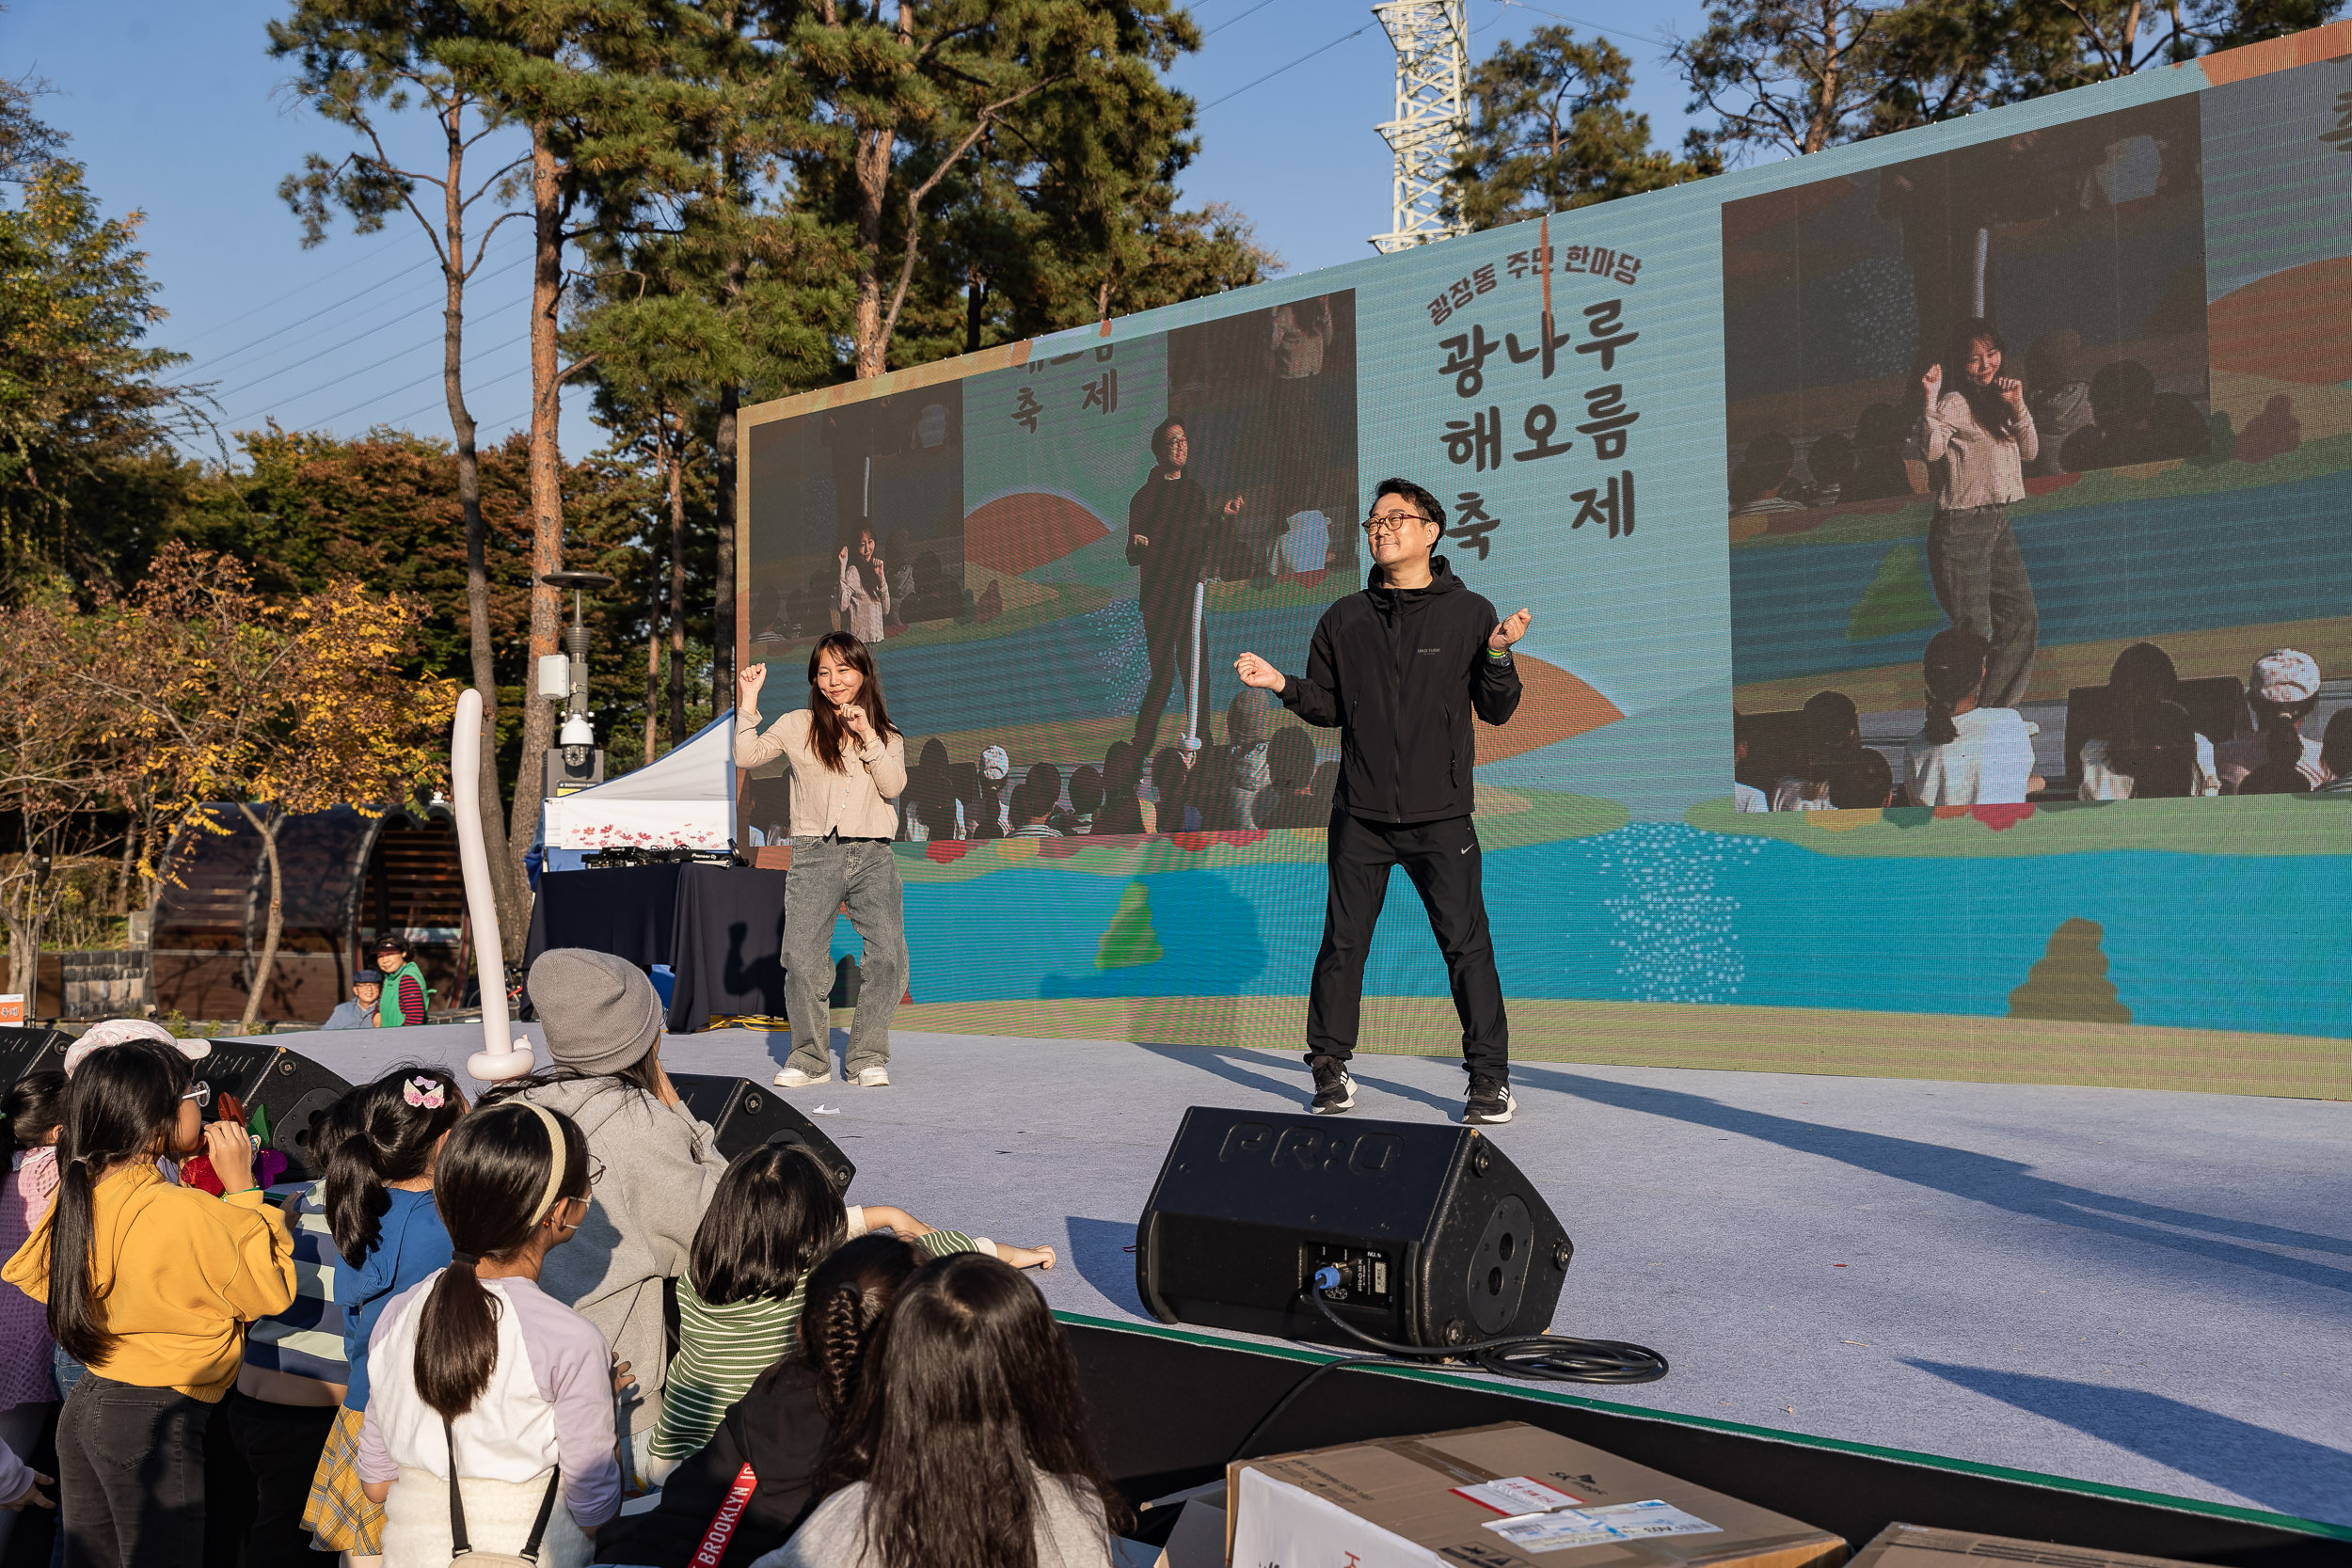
[{"left": 1362, "top": 509, "right": 1429, "bottom": 539}]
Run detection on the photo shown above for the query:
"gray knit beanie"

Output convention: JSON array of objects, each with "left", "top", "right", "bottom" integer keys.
[{"left": 529, "top": 948, "right": 664, "bottom": 1075}]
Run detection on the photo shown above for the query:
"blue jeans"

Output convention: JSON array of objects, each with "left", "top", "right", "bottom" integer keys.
[{"left": 783, "top": 837, "right": 908, "bottom": 1077}]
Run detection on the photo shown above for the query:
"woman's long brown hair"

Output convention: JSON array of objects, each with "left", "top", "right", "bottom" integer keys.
[{"left": 808, "top": 632, "right": 899, "bottom": 774}]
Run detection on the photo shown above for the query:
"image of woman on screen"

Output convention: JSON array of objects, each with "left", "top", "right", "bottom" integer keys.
[
  {"left": 839, "top": 529, "right": 891, "bottom": 644},
  {"left": 1920, "top": 320, "right": 2039, "bottom": 712}
]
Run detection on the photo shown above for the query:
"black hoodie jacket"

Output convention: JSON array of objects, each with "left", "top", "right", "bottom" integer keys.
[
  {"left": 1277, "top": 555, "right": 1521, "bottom": 824},
  {"left": 593, "top": 1357, "right": 826, "bottom": 1567}
]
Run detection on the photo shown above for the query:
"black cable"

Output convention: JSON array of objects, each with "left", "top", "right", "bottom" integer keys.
[
  {"left": 1221, "top": 1354, "right": 1406, "bottom": 1465},
  {"left": 1301, "top": 1281, "right": 1670, "bottom": 1385}
]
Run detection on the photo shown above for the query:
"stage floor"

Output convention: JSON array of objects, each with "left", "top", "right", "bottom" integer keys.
[{"left": 296, "top": 1022, "right": 2352, "bottom": 1529}]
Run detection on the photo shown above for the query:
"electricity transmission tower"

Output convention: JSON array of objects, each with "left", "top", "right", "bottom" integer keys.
[{"left": 1370, "top": 0, "right": 1469, "bottom": 254}]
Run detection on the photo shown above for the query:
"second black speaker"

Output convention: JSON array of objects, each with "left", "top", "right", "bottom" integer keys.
[
  {"left": 670, "top": 1073, "right": 856, "bottom": 1189},
  {"left": 1135, "top": 1106, "right": 1572, "bottom": 1349}
]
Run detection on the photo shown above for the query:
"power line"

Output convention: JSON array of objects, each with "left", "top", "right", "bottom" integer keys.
[
  {"left": 1486, "top": 0, "right": 1673, "bottom": 50},
  {"left": 210, "top": 249, "right": 532, "bottom": 404},
  {"left": 1205, "top": 0, "right": 1278, "bottom": 38},
  {"left": 359, "top": 360, "right": 536, "bottom": 436},
  {"left": 228, "top": 323, "right": 525, "bottom": 429},
  {"left": 189, "top": 224, "right": 525, "bottom": 379},
  {"left": 238, "top": 325, "right": 530, "bottom": 434},
  {"left": 1198, "top": 22, "right": 1378, "bottom": 112},
  {"left": 172, "top": 238, "right": 408, "bottom": 351}
]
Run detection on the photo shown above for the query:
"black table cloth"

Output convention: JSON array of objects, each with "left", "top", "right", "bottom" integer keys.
[
  {"left": 663, "top": 863, "right": 790, "bottom": 1034},
  {"left": 524, "top": 865, "right": 683, "bottom": 972},
  {"left": 523, "top": 863, "right": 790, "bottom": 1035}
]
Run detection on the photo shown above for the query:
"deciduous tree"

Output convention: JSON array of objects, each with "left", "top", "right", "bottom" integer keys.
[
  {"left": 0, "top": 92, "right": 201, "bottom": 589},
  {"left": 92, "top": 544, "right": 457, "bottom": 1030}
]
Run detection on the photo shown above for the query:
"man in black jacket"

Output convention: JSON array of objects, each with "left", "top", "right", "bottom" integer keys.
[
  {"left": 1235, "top": 478, "right": 1531, "bottom": 1124},
  {"left": 1128, "top": 418, "right": 1243, "bottom": 751}
]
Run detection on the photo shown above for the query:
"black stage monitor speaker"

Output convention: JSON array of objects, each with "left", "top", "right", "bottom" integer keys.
[
  {"left": 190, "top": 1042, "right": 353, "bottom": 1185},
  {"left": 0, "top": 1027, "right": 71, "bottom": 1086},
  {"left": 1136, "top": 1107, "right": 1572, "bottom": 1349},
  {"left": 670, "top": 1073, "right": 856, "bottom": 1190}
]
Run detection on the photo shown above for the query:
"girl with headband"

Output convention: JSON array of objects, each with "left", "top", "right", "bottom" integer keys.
[{"left": 354, "top": 1100, "right": 624, "bottom": 1566}]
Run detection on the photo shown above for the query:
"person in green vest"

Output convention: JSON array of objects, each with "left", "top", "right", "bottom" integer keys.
[{"left": 373, "top": 937, "right": 427, "bottom": 1027}]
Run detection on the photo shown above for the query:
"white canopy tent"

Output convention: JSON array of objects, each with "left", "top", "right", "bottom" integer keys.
[{"left": 541, "top": 708, "right": 738, "bottom": 853}]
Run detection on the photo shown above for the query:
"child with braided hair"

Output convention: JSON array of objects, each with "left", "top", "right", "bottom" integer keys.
[
  {"left": 594, "top": 1234, "right": 927, "bottom": 1568},
  {"left": 645, "top": 1145, "right": 1055, "bottom": 1483}
]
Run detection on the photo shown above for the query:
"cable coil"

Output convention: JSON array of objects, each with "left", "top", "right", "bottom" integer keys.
[{"left": 1303, "top": 1269, "right": 1670, "bottom": 1385}]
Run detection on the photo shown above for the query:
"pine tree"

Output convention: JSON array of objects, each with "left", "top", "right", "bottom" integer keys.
[
  {"left": 270, "top": 0, "right": 536, "bottom": 945},
  {"left": 1449, "top": 25, "right": 1715, "bottom": 231},
  {"left": 436, "top": 0, "right": 705, "bottom": 896}
]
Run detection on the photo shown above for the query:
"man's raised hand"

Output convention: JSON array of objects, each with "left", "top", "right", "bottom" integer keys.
[
  {"left": 1233, "top": 652, "right": 1284, "bottom": 691},
  {"left": 1488, "top": 609, "right": 1532, "bottom": 650}
]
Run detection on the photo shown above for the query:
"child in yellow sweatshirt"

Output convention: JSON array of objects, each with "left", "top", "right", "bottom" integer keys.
[{"left": 3, "top": 1038, "right": 296, "bottom": 1568}]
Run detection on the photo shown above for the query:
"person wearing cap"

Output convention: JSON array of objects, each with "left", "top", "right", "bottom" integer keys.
[
  {"left": 1233, "top": 477, "right": 1532, "bottom": 1128},
  {"left": 372, "top": 937, "right": 427, "bottom": 1028},
  {"left": 504, "top": 948, "right": 727, "bottom": 1494},
  {"left": 320, "top": 972, "right": 382, "bottom": 1032},
  {"left": 735, "top": 632, "right": 913, "bottom": 1091},
  {"left": 2217, "top": 648, "right": 2328, "bottom": 794},
  {"left": 977, "top": 744, "right": 1014, "bottom": 838}
]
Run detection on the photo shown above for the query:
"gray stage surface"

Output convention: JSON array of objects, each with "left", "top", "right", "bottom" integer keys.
[{"left": 280, "top": 1022, "right": 2352, "bottom": 1529}]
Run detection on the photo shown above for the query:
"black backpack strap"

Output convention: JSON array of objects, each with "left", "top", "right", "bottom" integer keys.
[
  {"left": 446, "top": 1417, "right": 472, "bottom": 1557},
  {"left": 518, "top": 1465, "right": 563, "bottom": 1561},
  {"left": 445, "top": 1413, "right": 564, "bottom": 1562}
]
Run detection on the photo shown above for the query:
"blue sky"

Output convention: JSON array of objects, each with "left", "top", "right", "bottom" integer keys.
[{"left": 3, "top": 0, "right": 1718, "bottom": 463}]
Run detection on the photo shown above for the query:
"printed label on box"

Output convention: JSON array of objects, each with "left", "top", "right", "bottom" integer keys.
[
  {"left": 1484, "top": 1499, "right": 1721, "bottom": 1553},
  {"left": 1452, "top": 1478, "right": 1584, "bottom": 1516}
]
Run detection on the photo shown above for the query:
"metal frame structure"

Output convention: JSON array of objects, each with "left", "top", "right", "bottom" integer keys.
[{"left": 1370, "top": 0, "right": 1470, "bottom": 254}]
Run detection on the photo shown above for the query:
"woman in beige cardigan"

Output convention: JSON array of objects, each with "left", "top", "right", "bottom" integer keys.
[{"left": 736, "top": 633, "right": 909, "bottom": 1089}]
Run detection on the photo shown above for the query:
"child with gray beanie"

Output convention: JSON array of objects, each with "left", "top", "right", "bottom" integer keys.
[
  {"left": 501, "top": 948, "right": 727, "bottom": 1489},
  {"left": 500, "top": 948, "right": 953, "bottom": 1494}
]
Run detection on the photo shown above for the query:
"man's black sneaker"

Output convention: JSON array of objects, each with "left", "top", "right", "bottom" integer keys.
[
  {"left": 1465, "top": 1075, "right": 1514, "bottom": 1124},
  {"left": 1310, "top": 1057, "right": 1357, "bottom": 1115}
]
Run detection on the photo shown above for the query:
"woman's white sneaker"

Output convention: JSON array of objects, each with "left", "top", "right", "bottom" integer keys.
[
  {"left": 857, "top": 1066, "right": 891, "bottom": 1088},
  {"left": 774, "top": 1066, "right": 833, "bottom": 1087}
]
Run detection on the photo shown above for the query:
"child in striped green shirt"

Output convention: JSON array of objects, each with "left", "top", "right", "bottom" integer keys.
[{"left": 646, "top": 1144, "right": 1054, "bottom": 1477}]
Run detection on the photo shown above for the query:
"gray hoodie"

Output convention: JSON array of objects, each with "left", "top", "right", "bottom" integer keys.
[{"left": 514, "top": 1076, "right": 728, "bottom": 1433}]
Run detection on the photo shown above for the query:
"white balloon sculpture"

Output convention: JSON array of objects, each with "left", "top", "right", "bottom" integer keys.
[{"left": 452, "top": 689, "right": 535, "bottom": 1082}]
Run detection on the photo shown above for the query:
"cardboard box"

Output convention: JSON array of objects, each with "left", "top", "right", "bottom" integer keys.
[
  {"left": 1150, "top": 1481, "right": 1231, "bottom": 1568},
  {"left": 1851, "top": 1524, "right": 2201, "bottom": 1568},
  {"left": 1229, "top": 1422, "right": 1846, "bottom": 1568}
]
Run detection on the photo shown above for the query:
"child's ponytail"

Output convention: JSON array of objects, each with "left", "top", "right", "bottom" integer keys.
[
  {"left": 2256, "top": 697, "right": 2312, "bottom": 773},
  {"left": 46, "top": 1043, "right": 186, "bottom": 1364},
  {"left": 1920, "top": 627, "right": 1993, "bottom": 746},
  {"left": 799, "top": 1233, "right": 925, "bottom": 1432},
  {"left": 5, "top": 1069, "right": 65, "bottom": 1155},
  {"left": 323, "top": 1067, "right": 467, "bottom": 1262},
  {"left": 415, "top": 1101, "right": 588, "bottom": 1421}
]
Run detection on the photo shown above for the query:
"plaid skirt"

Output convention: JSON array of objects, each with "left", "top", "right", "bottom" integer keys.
[{"left": 302, "top": 1403, "right": 384, "bottom": 1554}]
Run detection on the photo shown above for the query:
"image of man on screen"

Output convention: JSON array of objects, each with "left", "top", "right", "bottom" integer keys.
[
  {"left": 1233, "top": 479, "right": 1532, "bottom": 1128},
  {"left": 1128, "top": 418, "right": 1243, "bottom": 751}
]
